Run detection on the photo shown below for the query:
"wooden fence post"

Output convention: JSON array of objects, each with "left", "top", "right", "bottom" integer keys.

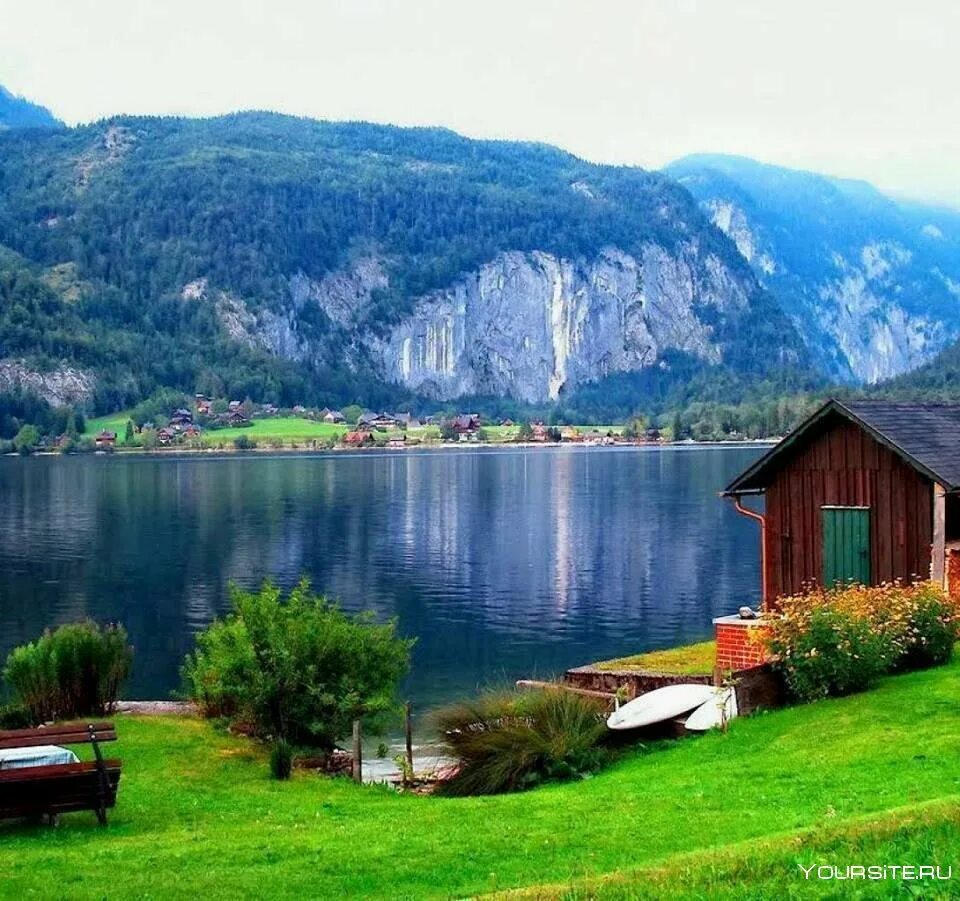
[
  {"left": 352, "top": 719, "right": 362, "bottom": 784},
  {"left": 404, "top": 701, "right": 414, "bottom": 777}
]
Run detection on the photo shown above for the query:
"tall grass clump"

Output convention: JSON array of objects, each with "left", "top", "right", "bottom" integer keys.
[
  {"left": 766, "top": 581, "right": 960, "bottom": 701},
  {"left": 434, "top": 687, "right": 609, "bottom": 796},
  {"left": 3, "top": 621, "right": 132, "bottom": 723}
]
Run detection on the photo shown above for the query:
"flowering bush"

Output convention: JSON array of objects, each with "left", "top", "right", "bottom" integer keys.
[
  {"left": 896, "top": 583, "right": 960, "bottom": 670},
  {"left": 764, "top": 582, "right": 960, "bottom": 701}
]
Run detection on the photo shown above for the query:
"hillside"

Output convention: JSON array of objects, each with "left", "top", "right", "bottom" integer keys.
[
  {"left": 0, "top": 85, "right": 61, "bottom": 130},
  {"left": 0, "top": 110, "right": 810, "bottom": 416},
  {"left": 2, "top": 660, "right": 958, "bottom": 897},
  {"left": 665, "top": 154, "right": 960, "bottom": 384}
]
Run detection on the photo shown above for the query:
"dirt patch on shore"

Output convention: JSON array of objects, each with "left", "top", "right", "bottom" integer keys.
[{"left": 115, "top": 700, "right": 197, "bottom": 716}]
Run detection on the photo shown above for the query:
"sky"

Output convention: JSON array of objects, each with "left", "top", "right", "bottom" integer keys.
[{"left": 2, "top": 0, "right": 958, "bottom": 205}]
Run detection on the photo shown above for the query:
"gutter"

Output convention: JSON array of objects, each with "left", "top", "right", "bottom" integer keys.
[{"left": 725, "top": 492, "right": 768, "bottom": 608}]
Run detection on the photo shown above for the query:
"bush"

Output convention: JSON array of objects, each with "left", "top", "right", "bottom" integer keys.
[
  {"left": 270, "top": 739, "right": 293, "bottom": 780},
  {"left": 3, "top": 621, "right": 133, "bottom": 723},
  {"left": 182, "top": 580, "right": 413, "bottom": 752},
  {"left": 0, "top": 702, "right": 33, "bottom": 729},
  {"left": 765, "top": 582, "right": 960, "bottom": 701},
  {"left": 233, "top": 434, "right": 256, "bottom": 450},
  {"left": 898, "top": 583, "right": 959, "bottom": 669},
  {"left": 766, "top": 605, "right": 889, "bottom": 701},
  {"left": 434, "top": 687, "right": 609, "bottom": 796}
]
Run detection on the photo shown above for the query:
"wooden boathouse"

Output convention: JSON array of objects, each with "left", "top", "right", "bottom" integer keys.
[{"left": 722, "top": 399, "right": 960, "bottom": 608}]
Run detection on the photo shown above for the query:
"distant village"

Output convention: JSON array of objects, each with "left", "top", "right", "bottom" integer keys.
[{"left": 90, "top": 394, "right": 665, "bottom": 451}]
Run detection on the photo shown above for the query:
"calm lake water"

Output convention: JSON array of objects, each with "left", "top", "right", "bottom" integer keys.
[{"left": 0, "top": 446, "right": 764, "bottom": 711}]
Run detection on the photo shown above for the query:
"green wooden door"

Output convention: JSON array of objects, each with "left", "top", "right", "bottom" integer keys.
[{"left": 822, "top": 506, "right": 871, "bottom": 587}]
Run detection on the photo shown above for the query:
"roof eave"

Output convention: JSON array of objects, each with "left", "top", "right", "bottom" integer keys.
[
  {"left": 721, "top": 398, "right": 839, "bottom": 495},
  {"left": 722, "top": 397, "right": 959, "bottom": 495}
]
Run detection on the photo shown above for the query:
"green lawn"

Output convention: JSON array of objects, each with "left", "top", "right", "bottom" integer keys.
[
  {"left": 85, "top": 412, "right": 132, "bottom": 438},
  {"left": 201, "top": 417, "right": 347, "bottom": 445},
  {"left": 594, "top": 640, "right": 717, "bottom": 674},
  {"left": 81, "top": 414, "right": 626, "bottom": 450},
  {"left": 3, "top": 660, "right": 959, "bottom": 898}
]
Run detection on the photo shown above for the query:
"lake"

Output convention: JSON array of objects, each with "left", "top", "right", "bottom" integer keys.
[{"left": 0, "top": 445, "right": 764, "bottom": 712}]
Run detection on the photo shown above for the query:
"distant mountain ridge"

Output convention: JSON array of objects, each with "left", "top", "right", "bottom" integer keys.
[
  {"left": 0, "top": 85, "right": 61, "bottom": 130},
  {"left": 665, "top": 154, "right": 960, "bottom": 384},
  {"left": 4, "top": 82, "right": 960, "bottom": 418},
  {"left": 0, "top": 107, "right": 808, "bottom": 415}
]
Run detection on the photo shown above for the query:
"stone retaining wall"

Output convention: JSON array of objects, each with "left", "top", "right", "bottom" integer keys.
[{"left": 563, "top": 663, "right": 784, "bottom": 719}]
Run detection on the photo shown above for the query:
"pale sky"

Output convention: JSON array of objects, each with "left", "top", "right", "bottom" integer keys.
[{"left": 2, "top": 0, "right": 958, "bottom": 205}]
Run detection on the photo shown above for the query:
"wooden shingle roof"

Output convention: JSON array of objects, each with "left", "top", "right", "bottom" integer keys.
[{"left": 723, "top": 398, "right": 960, "bottom": 494}]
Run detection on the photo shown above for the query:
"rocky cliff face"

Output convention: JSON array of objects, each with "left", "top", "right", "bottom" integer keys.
[
  {"left": 378, "top": 246, "right": 747, "bottom": 402},
  {"left": 0, "top": 359, "right": 95, "bottom": 407},
  {"left": 267, "top": 243, "right": 776, "bottom": 404},
  {"left": 667, "top": 154, "right": 960, "bottom": 384}
]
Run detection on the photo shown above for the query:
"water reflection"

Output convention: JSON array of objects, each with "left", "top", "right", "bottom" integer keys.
[{"left": 0, "top": 446, "right": 764, "bottom": 707}]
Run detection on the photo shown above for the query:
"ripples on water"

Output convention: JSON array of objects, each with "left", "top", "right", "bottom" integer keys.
[{"left": 0, "top": 446, "right": 764, "bottom": 709}]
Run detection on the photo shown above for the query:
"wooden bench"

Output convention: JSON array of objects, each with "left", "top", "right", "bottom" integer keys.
[{"left": 0, "top": 721, "right": 121, "bottom": 825}]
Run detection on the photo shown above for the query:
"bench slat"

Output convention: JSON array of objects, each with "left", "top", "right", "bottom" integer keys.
[
  {"left": 0, "top": 722, "right": 117, "bottom": 751},
  {"left": 0, "top": 721, "right": 115, "bottom": 740},
  {"left": 0, "top": 759, "right": 122, "bottom": 783},
  {"left": 0, "top": 731, "right": 116, "bottom": 750}
]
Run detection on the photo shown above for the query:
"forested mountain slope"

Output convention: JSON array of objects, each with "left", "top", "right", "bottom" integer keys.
[
  {"left": 666, "top": 154, "right": 960, "bottom": 384},
  {"left": 0, "top": 85, "right": 62, "bottom": 131},
  {"left": 0, "top": 111, "right": 809, "bottom": 414}
]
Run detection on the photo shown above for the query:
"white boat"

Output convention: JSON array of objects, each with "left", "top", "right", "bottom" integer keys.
[
  {"left": 606, "top": 683, "right": 716, "bottom": 731},
  {"left": 684, "top": 687, "right": 738, "bottom": 732}
]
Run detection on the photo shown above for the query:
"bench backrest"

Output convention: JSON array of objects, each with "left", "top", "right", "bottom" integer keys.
[{"left": 0, "top": 721, "right": 117, "bottom": 751}]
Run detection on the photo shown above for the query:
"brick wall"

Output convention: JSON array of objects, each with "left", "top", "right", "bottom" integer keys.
[
  {"left": 715, "top": 618, "right": 771, "bottom": 672},
  {"left": 946, "top": 548, "right": 960, "bottom": 600}
]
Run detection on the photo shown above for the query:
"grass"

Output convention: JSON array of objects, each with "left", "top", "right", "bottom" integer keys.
[
  {"left": 82, "top": 414, "right": 626, "bottom": 450},
  {"left": 201, "top": 418, "right": 347, "bottom": 444},
  {"left": 594, "top": 640, "right": 717, "bottom": 674},
  {"left": 85, "top": 412, "right": 131, "bottom": 438},
  {"left": 512, "top": 799, "right": 960, "bottom": 899},
  {"left": 2, "top": 659, "right": 960, "bottom": 898}
]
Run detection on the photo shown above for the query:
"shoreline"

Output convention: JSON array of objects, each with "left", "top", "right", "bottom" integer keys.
[{"left": 8, "top": 438, "right": 778, "bottom": 460}]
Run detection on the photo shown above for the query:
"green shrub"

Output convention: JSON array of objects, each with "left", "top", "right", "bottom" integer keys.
[
  {"left": 270, "top": 739, "right": 293, "bottom": 780},
  {"left": 233, "top": 434, "right": 256, "bottom": 450},
  {"left": 0, "top": 702, "right": 33, "bottom": 729},
  {"left": 767, "top": 606, "right": 889, "bottom": 701},
  {"left": 765, "top": 581, "right": 960, "bottom": 702},
  {"left": 898, "top": 584, "right": 959, "bottom": 670},
  {"left": 3, "top": 621, "right": 132, "bottom": 723},
  {"left": 434, "top": 687, "right": 609, "bottom": 796},
  {"left": 182, "top": 580, "right": 413, "bottom": 752}
]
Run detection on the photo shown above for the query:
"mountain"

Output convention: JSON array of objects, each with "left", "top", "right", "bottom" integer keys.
[
  {"left": 0, "top": 113, "right": 810, "bottom": 415},
  {"left": 0, "top": 85, "right": 61, "bottom": 130},
  {"left": 880, "top": 335, "right": 960, "bottom": 399},
  {"left": 665, "top": 154, "right": 960, "bottom": 384}
]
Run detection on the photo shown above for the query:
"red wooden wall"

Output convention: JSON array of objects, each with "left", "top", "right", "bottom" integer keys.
[{"left": 764, "top": 419, "right": 933, "bottom": 602}]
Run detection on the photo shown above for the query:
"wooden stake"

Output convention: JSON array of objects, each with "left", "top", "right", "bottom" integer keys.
[
  {"left": 404, "top": 701, "right": 414, "bottom": 779},
  {"left": 352, "top": 719, "right": 362, "bottom": 783}
]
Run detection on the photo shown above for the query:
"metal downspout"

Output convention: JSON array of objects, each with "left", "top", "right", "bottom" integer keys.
[{"left": 731, "top": 495, "right": 768, "bottom": 609}]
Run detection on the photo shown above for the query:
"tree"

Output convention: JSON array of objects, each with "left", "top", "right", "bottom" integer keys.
[
  {"left": 671, "top": 412, "right": 684, "bottom": 441},
  {"left": 13, "top": 424, "right": 39, "bottom": 454},
  {"left": 183, "top": 580, "right": 413, "bottom": 756},
  {"left": 439, "top": 419, "right": 459, "bottom": 441},
  {"left": 517, "top": 421, "right": 534, "bottom": 441},
  {"left": 341, "top": 404, "right": 363, "bottom": 425},
  {"left": 124, "top": 419, "right": 135, "bottom": 443}
]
